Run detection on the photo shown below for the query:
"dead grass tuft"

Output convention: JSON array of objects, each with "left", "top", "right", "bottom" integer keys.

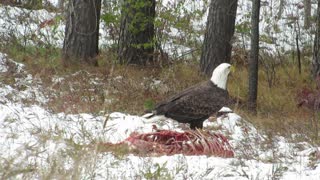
[
  {"left": 230, "top": 62, "right": 316, "bottom": 141},
  {"left": 103, "top": 61, "right": 205, "bottom": 114}
]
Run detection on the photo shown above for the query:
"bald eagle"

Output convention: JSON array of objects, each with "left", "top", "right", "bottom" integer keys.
[{"left": 145, "top": 63, "right": 232, "bottom": 129}]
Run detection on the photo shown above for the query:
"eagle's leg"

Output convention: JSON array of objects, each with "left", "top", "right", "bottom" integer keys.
[{"left": 189, "top": 121, "right": 203, "bottom": 130}]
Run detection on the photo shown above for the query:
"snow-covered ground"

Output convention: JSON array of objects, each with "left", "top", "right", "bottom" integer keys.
[{"left": 1, "top": 52, "right": 320, "bottom": 179}]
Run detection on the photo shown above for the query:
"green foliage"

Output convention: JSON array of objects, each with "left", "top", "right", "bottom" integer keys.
[
  {"left": 271, "top": 164, "right": 288, "bottom": 179},
  {"left": 52, "top": 15, "right": 63, "bottom": 34},
  {"left": 143, "top": 162, "right": 172, "bottom": 180},
  {"left": 273, "top": 23, "right": 281, "bottom": 33},
  {"left": 101, "top": 13, "right": 118, "bottom": 26},
  {"left": 155, "top": 0, "right": 208, "bottom": 57},
  {"left": 101, "top": 1, "right": 121, "bottom": 47},
  {"left": 260, "top": 34, "right": 274, "bottom": 44},
  {"left": 144, "top": 98, "right": 155, "bottom": 111},
  {"left": 236, "top": 21, "right": 250, "bottom": 34},
  {"left": 101, "top": 0, "right": 208, "bottom": 59},
  {"left": 23, "top": 0, "right": 43, "bottom": 10},
  {"left": 131, "top": 38, "right": 156, "bottom": 49}
]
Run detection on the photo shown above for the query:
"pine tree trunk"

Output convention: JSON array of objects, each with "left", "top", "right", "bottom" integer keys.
[
  {"left": 304, "top": 0, "right": 311, "bottom": 29},
  {"left": 118, "top": 0, "right": 155, "bottom": 65},
  {"left": 248, "top": 0, "right": 260, "bottom": 112},
  {"left": 200, "top": 0, "right": 238, "bottom": 75},
  {"left": 313, "top": 0, "right": 320, "bottom": 77},
  {"left": 63, "top": 0, "right": 101, "bottom": 66}
]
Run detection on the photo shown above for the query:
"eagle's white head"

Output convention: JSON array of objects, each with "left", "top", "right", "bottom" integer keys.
[{"left": 210, "top": 63, "right": 232, "bottom": 90}]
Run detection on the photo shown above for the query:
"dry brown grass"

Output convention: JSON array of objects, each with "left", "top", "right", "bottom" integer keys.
[
  {"left": 103, "top": 61, "right": 205, "bottom": 114},
  {"left": 229, "top": 63, "right": 316, "bottom": 141}
]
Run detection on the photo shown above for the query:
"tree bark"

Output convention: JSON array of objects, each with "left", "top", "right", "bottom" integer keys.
[
  {"left": 304, "top": 0, "right": 311, "bottom": 29},
  {"left": 118, "top": 0, "right": 156, "bottom": 65},
  {"left": 313, "top": 0, "right": 320, "bottom": 77},
  {"left": 277, "top": 0, "right": 285, "bottom": 19},
  {"left": 295, "top": 22, "right": 301, "bottom": 74},
  {"left": 248, "top": 0, "right": 260, "bottom": 112},
  {"left": 58, "top": 0, "right": 65, "bottom": 12},
  {"left": 63, "top": 0, "right": 101, "bottom": 66},
  {"left": 200, "top": 0, "right": 238, "bottom": 75}
]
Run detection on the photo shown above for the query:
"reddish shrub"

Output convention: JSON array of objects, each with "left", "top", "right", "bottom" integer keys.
[
  {"left": 296, "top": 75, "right": 320, "bottom": 110},
  {"left": 39, "top": 19, "right": 55, "bottom": 29},
  {"left": 297, "top": 88, "right": 320, "bottom": 110}
]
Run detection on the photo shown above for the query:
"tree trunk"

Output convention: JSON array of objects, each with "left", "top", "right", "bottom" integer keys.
[
  {"left": 118, "top": 0, "right": 156, "bottom": 65},
  {"left": 304, "top": 0, "right": 311, "bottom": 29},
  {"left": 200, "top": 0, "right": 238, "bottom": 75},
  {"left": 313, "top": 0, "right": 320, "bottom": 77},
  {"left": 277, "top": 0, "right": 285, "bottom": 19},
  {"left": 63, "top": 0, "right": 101, "bottom": 66},
  {"left": 295, "top": 22, "right": 302, "bottom": 74},
  {"left": 248, "top": 0, "right": 260, "bottom": 112},
  {"left": 58, "top": 0, "right": 65, "bottom": 12}
]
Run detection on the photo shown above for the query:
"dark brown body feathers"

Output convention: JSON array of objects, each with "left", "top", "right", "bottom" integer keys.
[{"left": 153, "top": 81, "right": 229, "bottom": 129}]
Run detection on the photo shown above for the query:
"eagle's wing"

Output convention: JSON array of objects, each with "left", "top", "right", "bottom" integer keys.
[
  {"left": 154, "top": 81, "right": 229, "bottom": 124},
  {"left": 154, "top": 81, "right": 208, "bottom": 112}
]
